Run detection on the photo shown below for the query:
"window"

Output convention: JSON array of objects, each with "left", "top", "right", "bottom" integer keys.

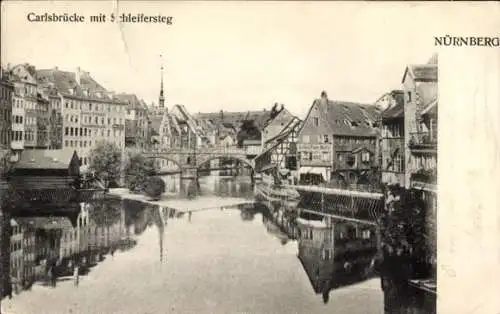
[
  {"left": 362, "top": 151, "right": 370, "bottom": 162},
  {"left": 65, "top": 127, "right": 69, "bottom": 136},
  {"left": 313, "top": 117, "right": 319, "bottom": 126},
  {"left": 322, "top": 152, "right": 329, "bottom": 162},
  {"left": 323, "top": 135, "right": 329, "bottom": 143},
  {"left": 407, "top": 91, "right": 412, "bottom": 102},
  {"left": 322, "top": 249, "right": 332, "bottom": 260}
]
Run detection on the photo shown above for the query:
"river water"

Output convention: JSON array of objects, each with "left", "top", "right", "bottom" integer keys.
[{"left": 3, "top": 175, "right": 383, "bottom": 314}]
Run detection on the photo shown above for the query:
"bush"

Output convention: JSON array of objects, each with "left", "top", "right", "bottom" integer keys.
[
  {"left": 125, "top": 153, "right": 158, "bottom": 192},
  {"left": 143, "top": 177, "right": 166, "bottom": 201},
  {"left": 89, "top": 141, "right": 122, "bottom": 188}
]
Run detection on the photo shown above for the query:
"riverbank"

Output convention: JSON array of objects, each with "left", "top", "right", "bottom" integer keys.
[{"left": 108, "top": 188, "right": 254, "bottom": 212}]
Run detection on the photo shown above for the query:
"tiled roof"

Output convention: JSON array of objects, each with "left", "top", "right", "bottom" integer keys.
[
  {"left": 194, "top": 110, "right": 271, "bottom": 131},
  {"left": 15, "top": 149, "right": 74, "bottom": 169},
  {"left": 116, "top": 93, "right": 142, "bottom": 110},
  {"left": 313, "top": 98, "right": 381, "bottom": 137},
  {"left": 36, "top": 68, "right": 116, "bottom": 101},
  {"left": 381, "top": 90, "right": 405, "bottom": 120},
  {"left": 403, "top": 65, "right": 438, "bottom": 83}
]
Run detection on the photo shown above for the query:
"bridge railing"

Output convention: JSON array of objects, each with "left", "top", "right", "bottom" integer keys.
[{"left": 142, "top": 145, "right": 248, "bottom": 156}]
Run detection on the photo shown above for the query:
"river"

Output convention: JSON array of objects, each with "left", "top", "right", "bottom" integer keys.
[{"left": 3, "top": 175, "right": 383, "bottom": 314}]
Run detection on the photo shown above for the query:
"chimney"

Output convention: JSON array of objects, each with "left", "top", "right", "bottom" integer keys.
[
  {"left": 75, "top": 67, "right": 81, "bottom": 85},
  {"left": 54, "top": 66, "right": 58, "bottom": 71},
  {"left": 320, "top": 91, "right": 328, "bottom": 106}
]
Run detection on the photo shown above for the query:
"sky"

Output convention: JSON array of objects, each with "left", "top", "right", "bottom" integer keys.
[{"left": 1, "top": 1, "right": 496, "bottom": 117}]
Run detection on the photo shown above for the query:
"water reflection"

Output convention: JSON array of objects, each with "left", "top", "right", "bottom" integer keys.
[
  {"left": 4, "top": 176, "right": 382, "bottom": 313},
  {"left": 255, "top": 184, "right": 379, "bottom": 304}
]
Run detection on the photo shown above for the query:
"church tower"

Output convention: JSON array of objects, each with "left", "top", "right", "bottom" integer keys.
[{"left": 159, "top": 54, "right": 165, "bottom": 108}]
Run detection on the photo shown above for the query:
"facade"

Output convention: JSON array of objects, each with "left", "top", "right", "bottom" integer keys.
[
  {"left": 9, "top": 64, "right": 39, "bottom": 151},
  {"left": 402, "top": 58, "right": 438, "bottom": 277},
  {"left": 379, "top": 90, "right": 405, "bottom": 187},
  {"left": 255, "top": 117, "right": 302, "bottom": 176},
  {"left": 118, "top": 94, "right": 151, "bottom": 149},
  {"left": 297, "top": 91, "right": 381, "bottom": 184},
  {"left": 0, "top": 69, "right": 13, "bottom": 150},
  {"left": 260, "top": 106, "right": 295, "bottom": 147},
  {"left": 36, "top": 67, "right": 127, "bottom": 167}
]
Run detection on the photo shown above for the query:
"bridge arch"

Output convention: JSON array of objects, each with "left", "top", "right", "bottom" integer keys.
[
  {"left": 195, "top": 155, "right": 254, "bottom": 171},
  {"left": 145, "top": 156, "right": 183, "bottom": 172}
]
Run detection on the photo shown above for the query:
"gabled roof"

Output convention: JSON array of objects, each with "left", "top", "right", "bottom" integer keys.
[
  {"left": 115, "top": 93, "right": 143, "bottom": 110},
  {"left": 14, "top": 149, "right": 78, "bottom": 170},
  {"left": 36, "top": 68, "right": 120, "bottom": 102},
  {"left": 381, "top": 90, "right": 405, "bottom": 120},
  {"left": 402, "top": 64, "right": 438, "bottom": 83},
  {"left": 305, "top": 95, "right": 380, "bottom": 137},
  {"left": 352, "top": 145, "right": 373, "bottom": 154}
]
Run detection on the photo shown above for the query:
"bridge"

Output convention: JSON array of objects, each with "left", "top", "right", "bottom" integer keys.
[{"left": 141, "top": 146, "right": 255, "bottom": 173}]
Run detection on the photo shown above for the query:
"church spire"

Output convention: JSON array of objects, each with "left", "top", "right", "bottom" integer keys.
[{"left": 159, "top": 54, "right": 165, "bottom": 108}]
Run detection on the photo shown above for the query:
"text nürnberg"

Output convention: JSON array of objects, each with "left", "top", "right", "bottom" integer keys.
[{"left": 435, "top": 35, "right": 499, "bottom": 47}]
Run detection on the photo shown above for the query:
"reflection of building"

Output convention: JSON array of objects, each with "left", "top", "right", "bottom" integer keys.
[
  {"left": 297, "top": 217, "right": 335, "bottom": 294},
  {"left": 10, "top": 218, "right": 36, "bottom": 289},
  {"left": 297, "top": 91, "right": 381, "bottom": 184},
  {"left": 296, "top": 214, "right": 377, "bottom": 295}
]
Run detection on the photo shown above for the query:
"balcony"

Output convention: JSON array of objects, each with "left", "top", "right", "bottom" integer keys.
[
  {"left": 409, "top": 132, "right": 437, "bottom": 150},
  {"left": 411, "top": 168, "right": 437, "bottom": 192}
]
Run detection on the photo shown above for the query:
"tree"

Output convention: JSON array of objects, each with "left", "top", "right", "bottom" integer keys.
[
  {"left": 88, "top": 141, "right": 123, "bottom": 188},
  {"left": 143, "top": 177, "right": 165, "bottom": 201},
  {"left": 236, "top": 120, "right": 261, "bottom": 147},
  {"left": 125, "top": 152, "right": 158, "bottom": 192}
]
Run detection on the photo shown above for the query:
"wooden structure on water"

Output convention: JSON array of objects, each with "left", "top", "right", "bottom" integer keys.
[{"left": 4, "top": 150, "right": 106, "bottom": 226}]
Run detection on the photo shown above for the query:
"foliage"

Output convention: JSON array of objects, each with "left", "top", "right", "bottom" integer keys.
[
  {"left": 125, "top": 152, "right": 158, "bottom": 192},
  {"left": 87, "top": 199, "right": 122, "bottom": 226},
  {"left": 378, "top": 187, "right": 434, "bottom": 280},
  {"left": 143, "top": 177, "right": 166, "bottom": 201},
  {"left": 236, "top": 120, "right": 261, "bottom": 147},
  {"left": 88, "top": 141, "right": 123, "bottom": 188}
]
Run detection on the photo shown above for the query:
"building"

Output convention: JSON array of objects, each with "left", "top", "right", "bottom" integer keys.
[
  {"left": 36, "top": 67, "right": 127, "bottom": 167},
  {"left": 8, "top": 64, "right": 38, "bottom": 151},
  {"left": 118, "top": 94, "right": 151, "bottom": 149},
  {"left": 402, "top": 56, "right": 438, "bottom": 278},
  {"left": 0, "top": 67, "right": 13, "bottom": 150},
  {"left": 378, "top": 90, "right": 405, "bottom": 187},
  {"left": 254, "top": 117, "right": 302, "bottom": 178},
  {"left": 297, "top": 91, "right": 381, "bottom": 185},
  {"left": 260, "top": 105, "right": 295, "bottom": 148},
  {"left": 194, "top": 108, "right": 273, "bottom": 155}
]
